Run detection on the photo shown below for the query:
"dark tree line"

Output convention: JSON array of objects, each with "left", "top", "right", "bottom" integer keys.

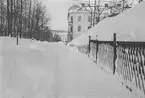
[
  {"left": 0, "top": 0, "right": 53, "bottom": 42},
  {"left": 53, "top": 34, "right": 61, "bottom": 42}
]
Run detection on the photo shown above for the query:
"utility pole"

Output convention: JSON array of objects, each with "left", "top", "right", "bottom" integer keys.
[{"left": 93, "top": 0, "right": 96, "bottom": 26}]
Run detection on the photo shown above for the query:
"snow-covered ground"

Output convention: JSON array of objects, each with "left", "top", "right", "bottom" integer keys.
[
  {"left": 0, "top": 37, "right": 136, "bottom": 98},
  {"left": 68, "top": 33, "right": 90, "bottom": 46}
]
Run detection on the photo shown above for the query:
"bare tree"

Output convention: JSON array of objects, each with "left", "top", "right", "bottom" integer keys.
[
  {"left": 2, "top": 0, "right": 52, "bottom": 43},
  {"left": 19, "top": 0, "right": 23, "bottom": 38},
  {"left": 28, "top": 0, "right": 32, "bottom": 39},
  {"left": 84, "top": 0, "right": 111, "bottom": 26},
  {"left": 7, "top": 0, "right": 10, "bottom": 36},
  {"left": 0, "top": 0, "right": 5, "bottom": 35}
]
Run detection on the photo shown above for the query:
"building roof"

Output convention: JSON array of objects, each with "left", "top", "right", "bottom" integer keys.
[
  {"left": 51, "top": 30, "right": 68, "bottom": 33},
  {"left": 68, "top": 4, "right": 90, "bottom": 13},
  {"left": 68, "top": 0, "right": 138, "bottom": 14}
]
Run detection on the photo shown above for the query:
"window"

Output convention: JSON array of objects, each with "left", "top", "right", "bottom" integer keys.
[
  {"left": 71, "top": 16, "right": 73, "bottom": 23},
  {"left": 117, "top": 4, "right": 121, "bottom": 7},
  {"left": 70, "top": 26, "right": 73, "bottom": 32},
  {"left": 70, "top": 35, "right": 73, "bottom": 41},
  {"left": 78, "top": 16, "right": 81, "bottom": 21},
  {"left": 96, "top": 17, "right": 99, "bottom": 23},
  {"left": 78, "top": 26, "right": 81, "bottom": 32},
  {"left": 105, "top": 4, "right": 108, "bottom": 7},
  {"left": 88, "top": 16, "right": 91, "bottom": 22}
]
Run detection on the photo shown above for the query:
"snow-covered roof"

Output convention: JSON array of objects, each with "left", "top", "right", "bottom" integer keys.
[
  {"left": 90, "top": 2, "right": 145, "bottom": 41},
  {"left": 68, "top": 4, "right": 90, "bottom": 13}
]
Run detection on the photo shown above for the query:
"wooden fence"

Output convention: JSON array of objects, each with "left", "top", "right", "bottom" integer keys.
[{"left": 88, "top": 33, "right": 145, "bottom": 97}]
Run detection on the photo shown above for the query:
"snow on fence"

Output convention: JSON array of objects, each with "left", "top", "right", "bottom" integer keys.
[
  {"left": 77, "top": 45, "right": 89, "bottom": 54},
  {"left": 68, "top": 43, "right": 89, "bottom": 54},
  {"left": 88, "top": 33, "right": 145, "bottom": 98}
]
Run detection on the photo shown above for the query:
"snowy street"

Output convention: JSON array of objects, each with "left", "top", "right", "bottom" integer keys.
[
  {"left": 0, "top": 37, "right": 135, "bottom": 98},
  {"left": 0, "top": 0, "right": 145, "bottom": 97}
]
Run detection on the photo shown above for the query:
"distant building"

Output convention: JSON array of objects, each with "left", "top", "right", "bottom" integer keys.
[
  {"left": 51, "top": 30, "right": 68, "bottom": 42},
  {"left": 67, "top": 0, "right": 136, "bottom": 42},
  {"left": 67, "top": 3, "right": 110, "bottom": 42}
]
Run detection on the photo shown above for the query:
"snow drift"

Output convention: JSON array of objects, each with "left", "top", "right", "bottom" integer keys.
[
  {"left": 90, "top": 2, "right": 145, "bottom": 41},
  {"left": 68, "top": 33, "right": 90, "bottom": 46},
  {"left": 0, "top": 37, "right": 136, "bottom": 98}
]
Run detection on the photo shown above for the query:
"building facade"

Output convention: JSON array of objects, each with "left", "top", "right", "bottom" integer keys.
[
  {"left": 67, "top": 4, "right": 110, "bottom": 42},
  {"left": 68, "top": 10, "right": 91, "bottom": 42},
  {"left": 67, "top": 0, "right": 136, "bottom": 42}
]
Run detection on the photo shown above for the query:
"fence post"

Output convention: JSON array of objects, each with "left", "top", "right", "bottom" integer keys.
[
  {"left": 113, "top": 33, "right": 117, "bottom": 75},
  {"left": 88, "top": 35, "right": 91, "bottom": 57},
  {"left": 96, "top": 36, "right": 98, "bottom": 63}
]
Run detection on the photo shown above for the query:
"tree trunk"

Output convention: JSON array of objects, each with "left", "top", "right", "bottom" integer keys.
[
  {"left": 7, "top": 0, "right": 10, "bottom": 36},
  {"left": 0, "top": 2, "right": 2, "bottom": 35},
  {"left": 28, "top": 0, "right": 32, "bottom": 39},
  {"left": 10, "top": 0, "right": 13, "bottom": 37},
  {"left": 14, "top": 0, "right": 16, "bottom": 37},
  {"left": 16, "top": 0, "right": 19, "bottom": 45},
  {"left": 19, "top": 0, "right": 23, "bottom": 38}
]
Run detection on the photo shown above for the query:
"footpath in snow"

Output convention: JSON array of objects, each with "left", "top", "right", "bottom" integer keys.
[{"left": 0, "top": 37, "right": 135, "bottom": 98}]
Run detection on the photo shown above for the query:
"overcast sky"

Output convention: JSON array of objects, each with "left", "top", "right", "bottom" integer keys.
[{"left": 41, "top": 0, "right": 73, "bottom": 31}]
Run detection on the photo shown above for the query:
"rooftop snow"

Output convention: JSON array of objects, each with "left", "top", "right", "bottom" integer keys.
[{"left": 90, "top": 2, "right": 145, "bottom": 41}]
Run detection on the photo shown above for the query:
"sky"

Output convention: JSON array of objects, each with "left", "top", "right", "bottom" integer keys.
[{"left": 41, "top": 0, "right": 74, "bottom": 31}]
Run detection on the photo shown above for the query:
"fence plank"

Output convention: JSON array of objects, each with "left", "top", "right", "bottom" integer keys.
[
  {"left": 88, "top": 36, "right": 91, "bottom": 57},
  {"left": 96, "top": 39, "right": 98, "bottom": 63},
  {"left": 113, "top": 33, "right": 117, "bottom": 75}
]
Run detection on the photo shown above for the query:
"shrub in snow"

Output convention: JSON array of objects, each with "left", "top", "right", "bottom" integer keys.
[
  {"left": 77, "top": 45, "right": 89, "bottom": 54},
  {"left": 68, "top": 42, "right": 89, "bottom": 55},
  {"left": 53, "top": 34, "right": 61, "bottom": 42},
  {"left": 69, "top": 44, "right": 75, "bottom": 47}
]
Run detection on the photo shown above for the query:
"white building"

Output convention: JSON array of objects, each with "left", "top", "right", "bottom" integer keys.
[
  {"left": 67, "top": 0, "right": 136, "bottom": 42},
  {"left": 67, "top": 3, "right": 110, "bottom": 42},
  {"left": 68, "top": 9, "right": 91, "bottom": 41}
]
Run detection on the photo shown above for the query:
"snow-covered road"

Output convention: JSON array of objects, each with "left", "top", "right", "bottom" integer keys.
[{"left": 0, "top": 37, "right": 135, "bottom": 98}]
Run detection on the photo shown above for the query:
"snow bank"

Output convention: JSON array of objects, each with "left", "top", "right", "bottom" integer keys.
[
  {"left": 67, "top": 33, "right": 90, "bottom": 54},
  {"left": 0, "top": 37, "right": 136, "bottom": 98},
  {"left": 91, "top": 2, "right": 145, "bottom": 41},
  {"left": 68, "top": 33, "right": 90, "bottom": 46},
  {"left": 0, "top": 37, "right": 57, "bottom": 98}
]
